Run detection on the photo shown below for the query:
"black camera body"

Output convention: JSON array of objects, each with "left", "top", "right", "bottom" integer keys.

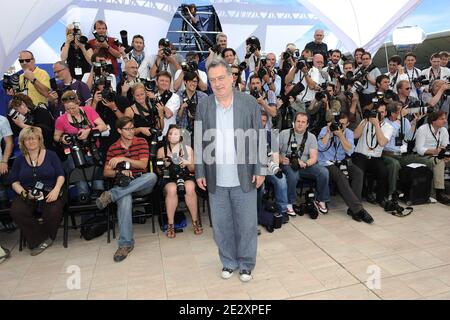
[
  {"left": 162, "top": 47, "right": 171, "bottom": 57},
  {"left": 31, "top": 181, "right": 47, "bottom": 201},
  {"left": 395, "top": 133, "right": 405, "bottom": 147},
  {"left": 156, "top": 156, "right": 187, "bottom": 196},
  {"left": 101, "top": 82, "right": 116, "bottom": 102},
  {"left": 92, "top": 30, "right": 107, "bottom": 43},
  {"left": 250, "top": 88, "right": 261, "bottom": 99},
  {"left": 115, "top": 161, "right": 132, "bottom": 187},
  {"left": 93, "top": 61, "right": 114, "bottom": 77},
  {"left": 363, "top": 109, "right": 379, "bottom": 119},
  {"left": 183, "top": 97, "right": 197, "bottom": 118},
  {"left": 296, "top": 189, "right": 319, "bottom": 219},
  {"left": 149, "top": 128, "right": 162, "bottom": 160},
  {"left": 142, "top": 78, "right": 157, "bottom": 93},
  {"left": 327, "top": 63, "right": 342, "bottom": 78},
  {"left": 437, "top": 145, "right": 450, "bottom": 160},
  {"left": 412, "top": 75, "right": 430, "bottom": 87},
  {"left": 315, "top": 82, "right": 329, "bottom": 101},
  {"left": 181, "top": 61, "right": 198, "bottom": 73},
  {"left": 289, "top": 141, "right": 300, "bottom": 171},
  {"left": 330, "top": 122, "right": 341, "bottom": 132},
  {"left": 2, "top": 72, "right": 20, "bottom": 91},
  {"left": 62, "top": 130, "right": 104, "bottom": 167}
]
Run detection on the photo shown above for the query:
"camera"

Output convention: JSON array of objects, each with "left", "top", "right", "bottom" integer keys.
[
  {"left": 149, "top": 128, "right": 162, "bottom": 160},
  {"left": 250, "top": 88, "right": 261, "bottom": 99},
  {"left": 93, "top": 61, "right": 114, "bottom": 77},
  {"left": 327, "top": 63, "right": 342, "bottom": 78},
  {"left": 315, "top": 82, "right": 329, "bottom": 101},
  {"left": 288, "top": 141, "right": 300, "bottom": 171},
  {"left": 114, "top": 161, "right": 133, "bottom": 187},
  {"left": 384, "top": 191, "right": 405, "bottom": 214},
  {"left": 395, "top": 133, "right": 405, "bottom": 147},
  {"left": 407, "top": 100, "right": 432, "bottom": 115},
  {"left": 31, "top": 181, "right": 48, "bottom": 201},
  {"left": 246, "top": 36, "right": 260, "bottom": 55},
  {"left": 330, "top": 121, "right": 341, "bottom": 132},
  {"left": 363, "top": 109, "right": 379, "bottom": 119},
  {"left": 156, "top": 155, "right": 187, "bottom": 196},
  {"left": 296, "top": 189, "right": 319, "bottom": 219},
  {"left": 412, "top": 75, "right": 430, "bottom": 87},
  {"left": 92, "top": 30, "right": 107, "bottom": 43},
  {"left": 162, "top": 47, "right": 172, "bottom": 57},
  {"left": 8, "top": 108, "right": 21, "bottom": 121},
  {"left": 117, "top": 30, "right": 133, "bottom": 54},
  {"left": 2, "top": 69, "right": 20, "bottom": 91},
  {"left": 267, "top": 150, "right": 282, "bottom": 178},
  {"left": 437, "top": 145, "right": 450, "bottom": 160},
  {"left": 282, "top": 49, "right": 300, "bottom": 61},
  {"left": 101, "top": 79, "right": 116, "bottom": 102},
  {"left": 181, "top": 61, "right": 198, "bottom": 73},
  {"left": 72, "top": 22, "right": 88, "bottom": 45},
  {"left": 183, "top": 96, "right": 197, "bottom": 118},
  {"left": 142, "top": 78, "right": 156, "bottom": 93}
]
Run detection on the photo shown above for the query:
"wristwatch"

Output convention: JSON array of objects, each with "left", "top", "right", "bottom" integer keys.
[
  {"left": 113, "top": 108, "right": 119, "bottom": 112},
  {"left": 31, "top": 78, "right": 37, "bottom": 84}
]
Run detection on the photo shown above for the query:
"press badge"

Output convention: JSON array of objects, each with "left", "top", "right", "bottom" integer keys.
[{"left": 74, "top": 67, "right": 83, "bottom": 76}]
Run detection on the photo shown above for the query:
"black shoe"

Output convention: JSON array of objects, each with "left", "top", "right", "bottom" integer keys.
[
  {"left": 283, "top": 213, "right": 289, "bottom": 224},
  {"left": 257, "top": 228, "right": 261, "bottom": 236},
  {"left": 366, "top": 193, "right": 377, "bottom": 205},
  {"left": 436, "top": 191, "right": 450, "bottom": 206},
  {"left": 347, "top": 208, "right": 362, "bottom": 222},
  {"left": 265, "top": 225, "right": 274, "bottom": 233},
  {"left": 356, "top": 209, "right": 374, "bottom": 224}
]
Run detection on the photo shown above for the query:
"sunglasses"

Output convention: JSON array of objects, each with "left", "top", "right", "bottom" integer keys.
[
  {"left": 232, "top": 72, "right": 240, "bottom": 76},
  {"left": 62, "top": 96, "right": 77, "bottom": 102},
  {"left": 404, "top": 87, "right": 411, "bottom": 90},
  {"left": 19, "top": 58, "right": 32, "bottom": 63}
]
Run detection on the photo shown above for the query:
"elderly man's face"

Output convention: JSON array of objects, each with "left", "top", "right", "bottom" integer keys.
[
  {"left": 313, "top": 54, "right": 324, "bottom": 69},
  {"left": 19, "top": 52, "right": 35, "bottom": 71},
  {"left": 208, "top": 65, "right": 233, "bottom": 100},
  {"left": 314, "top": 30, "right": 324, "bottom": 43}
]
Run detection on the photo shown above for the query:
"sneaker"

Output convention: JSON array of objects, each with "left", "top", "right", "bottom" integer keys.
[
  {"left": 239, "top": 270, "right": 252, "bottom": 282},
  {"left": 356, "top": 209, "right": 374, "bottom": 224},
  {"left": 221, "top": 267, "right": 234, "bottom": 279},
  {"left": 314, "top": 200, "right": 328, "bottom": 214},
  {"left": 286, "top": 208, "right": 296, "bottom": 217},
  {"left": 347, "top": 208, "right": 361, "bottom": 222},
  {"left": 30, "top": 239, "right": 53, "bottom": 256},
  {"left": 429, "top": 197, "right": 437, "bottom": 203},
  {"left": 96, "top": 191, "right": 113, "bottom": 210},
  {"left": 113, "top": 246, "right": 134, "bottom": 263}
]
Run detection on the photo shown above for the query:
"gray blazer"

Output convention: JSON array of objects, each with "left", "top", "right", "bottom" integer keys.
[{"left": 194, "top": 91, "right": 266, "bottom": 194}]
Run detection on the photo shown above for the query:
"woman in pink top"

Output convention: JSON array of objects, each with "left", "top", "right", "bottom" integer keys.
[{"left": 53, "top": 91, "right": 108, "bottom": 203}]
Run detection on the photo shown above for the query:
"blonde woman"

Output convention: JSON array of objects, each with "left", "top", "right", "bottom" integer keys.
[{"left": 9, "top": 127, "right": 65, "bottom": 256}]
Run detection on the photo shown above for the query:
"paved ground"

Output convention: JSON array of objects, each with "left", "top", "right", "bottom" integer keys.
[{"left": 1, "top": 197, "right": 450, "bottom": 300}]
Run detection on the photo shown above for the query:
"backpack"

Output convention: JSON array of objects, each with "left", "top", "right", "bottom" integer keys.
[
  {"left": 399, "top": 165, "right": 433, "bottom": 205},
  {"left": 159, "top": 211, "right": 187, "bottom": 232},
  {"left": 80, "top": 215, "right": 108, "bottom": 240}
]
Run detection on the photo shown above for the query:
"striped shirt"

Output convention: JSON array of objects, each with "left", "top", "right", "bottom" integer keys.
[{"left": 106, "top": 137, "right": 149, "bottom": 175}]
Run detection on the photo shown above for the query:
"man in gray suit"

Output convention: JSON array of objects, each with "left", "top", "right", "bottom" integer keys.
[{"left": 195, "top": 58, "right": 266, "bottom": 282}]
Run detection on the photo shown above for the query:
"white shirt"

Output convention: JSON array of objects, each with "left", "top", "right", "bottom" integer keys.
[
  {"left": 173, "top": 69, "right": 207, "bottom": 93},
  {"left": 414, "top": 123, "right": 449, "bottom": 156},
  {"left": 355, "top": 120, "right": 394, "bottom": 158},
  {"left": 359, "top": 67, "right": 381, "bottom": 94},
  {"left": 82, "top": 73, "right": 117, "bottom": 92},
  {"left": 0, "top": 116, "right": 13, "bottom": 162},
  {"left": 121, "top": 50, "right": 153, "bottom": 80},
  {"left": 421, "top": 67, "right": 450, "bottom": 84},
  {"left": 385, "top": 71, "right": 409, "bottom": 93},
  {"left": 160, "top": 92, "right": 180, "bottom": 138},
  {"left": 296, "top": 67, "right": 330, "bottom": 102},
  {"left": 405, "top": 67, "right": 422, "bottom": 99}
]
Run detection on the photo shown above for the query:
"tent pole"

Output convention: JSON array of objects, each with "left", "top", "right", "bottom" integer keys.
[{"left": 384, "top": 43, "right": 389, "bottom": 70}]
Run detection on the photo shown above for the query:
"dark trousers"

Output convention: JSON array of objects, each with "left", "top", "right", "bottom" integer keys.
[
  {"left": 351, "top": 152, "right": 388, "bottom": 203},
  {"left": 326, "top": 164, "right": 364, "bottom": 213},
  {"left": 9, "top": 197, "right": 65, "bottom": 248}
]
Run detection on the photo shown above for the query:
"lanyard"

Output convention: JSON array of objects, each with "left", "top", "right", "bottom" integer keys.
[
  {"left": 430, "top": 68, "right": 441, "bottom": 82},
  {"left": 429, "top": 124, "right": 440, "bottom": 148},
  {"left": 366, "top": 121, "right": 384, "bottom": 150},
  {"left": 29, "top": 148, "right": 42, "bottom": 182}
]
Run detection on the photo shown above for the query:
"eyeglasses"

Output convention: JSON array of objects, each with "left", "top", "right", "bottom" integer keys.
[
  {"left": 404, "top": 87, "right": 411, "bottom": 90},
  {"left": 121, "top": 127, "right": 135, "bottom": 131},
  {"left": 232, "top": 72, "right": 240, "bottom": 76},
  {"left": 19, "top": 58, "right": 32, "bottom": 63},
  {"left": 62, "top": 96, "right": 77, "bottom": 102},
  {"left": 54, "top": 68, "right": 65, "bottom": 74}
]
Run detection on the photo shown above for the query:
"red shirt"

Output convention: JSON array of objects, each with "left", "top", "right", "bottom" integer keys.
[
  {"left": 88, "top": 37, "right": 120, "bottom": 76},
  {"left": 106, "top": 137, "right": 149, "bottom": 175}
]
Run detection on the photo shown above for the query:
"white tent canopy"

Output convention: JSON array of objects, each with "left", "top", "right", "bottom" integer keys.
[{"left": 0, "top": 0, "right": 421, "bottom": 74}]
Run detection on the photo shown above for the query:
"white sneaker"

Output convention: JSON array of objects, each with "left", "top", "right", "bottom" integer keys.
[
  {"left": 314, "top": 201, "right": 328, "bottom": 214},
  {"left": 429, "top": 197, "right": 437, "bottom": 203},
  {"left": 221, "top": 268, "right": 234, "bottom": 279},
  {"left": 239, "top": 270, "right": 252, "bottom": 282}
]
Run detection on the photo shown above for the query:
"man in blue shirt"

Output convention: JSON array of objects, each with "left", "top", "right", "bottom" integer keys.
[{"left": 318, "top": 114, "right": 374, "bottom": 223}]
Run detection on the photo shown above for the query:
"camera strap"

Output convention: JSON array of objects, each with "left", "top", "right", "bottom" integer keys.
[
  {"left": 28, "top": 148, "right": 41, "bottom": 185},
  {"left": 288, "top": 129, "right": 308, "bottom": 159},
  {"left": 429, "top": 124, "right": 441, "bottom": 148},
  {"left": 70, "top": 108, "right": 91, "bottom": 130},
  {"left": 135, "top": 102, "right": 155, "bottom": 128},
  {"left": 365, "top": 121, "right": 382, "bottom": 151},
  {"left": 390, "top": 206, "right": 413, "bottom": 218}
]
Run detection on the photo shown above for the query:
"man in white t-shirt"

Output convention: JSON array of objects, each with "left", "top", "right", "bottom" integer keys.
[
  {"left": 404, "top": 52, "right": 422, "bottom": 99},
  {"left": 352, "top": 102, "right": 394, "bottom": 206},
  {"left": 0, "top": 116, "right": 13, "bottom": 205},
  {"left": 421, "top": 53, "right": 450, "bottom": 91},
  {"left": 385, "top": 55, "right": 408, "bottom": 93}
]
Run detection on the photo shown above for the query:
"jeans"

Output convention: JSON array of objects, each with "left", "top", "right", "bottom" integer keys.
[
  {"left": 282, "top": 164, "right": 330, "bottom": 204},
  {"left": 109, "top": 173, "right": 158, "bottom": 248},
  {"left": 265, "top": 173, "right": 288, "bottom": 214}
]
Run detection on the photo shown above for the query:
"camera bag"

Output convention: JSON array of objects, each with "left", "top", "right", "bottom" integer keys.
[
  {"left": 159, "top": 211, "right": 187, "bottom": 232},
  {"left": 80, "top": 215, "right": 108, "bottom": 240},
  {"left": 399, "top": 165, "right": 433, "bottom": 205}
]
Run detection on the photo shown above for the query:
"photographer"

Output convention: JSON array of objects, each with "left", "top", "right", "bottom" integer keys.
[
  {"left": 120, "top": 34, "right": 153, "bottom": 80},
  {"left": 404, "top": 52, "right": 423, "bottom": 99},
  {"left": 353, "top": 48, "right": 365, "bottom": 69},
  {"left": 0, "top": 115, "right": 13, "bottom": 208},
  {"left": 318, "top": 114, "right": 374, "bottom": 223},
  {"left": 124, "top": 83, "right": 164, "bottom": 148},
  {"left": 82, "top": 52, "right": 117, "bottom": 92},
  {"left": 116, "top": 59, "right": 140, "bottom": 103},
  {"left": 221, "top": 48, "right": 240, "bottom": 67},
  {"left": 324, "top": 49, "right": 344, "bottom": 86},
  {"left": 356, "top": 52, "right": 381, "bottom": 107},
  {"left": 284, "top": 53, "right": 330, "bottom": 112},
  {"left": 60, "top": 23, "right": 93, "bottom": 80},
  {"left": 396, "top": 80, "right": 420, "bottom": 114},
  {"left": 87, "top": 20, "right": 121, "bottom": 76},
  {"left": 48, "top": 61, "right": 91, "bottom": 117},
  {"left": 381, "top": 103, "right": 422, "bottom": 197},
  {"left": 385, "top": 55, "right": 408, "bottom": 93},
  {"left": 243, "top": 36, "right": 262, "bottom": 73},
  {"left": 308, "top": 83, "right": 341, "bottom": 136},
  {"left": 279, "top": 112, "right": 330, "bottom": 215},
  {"left": 273, "top": 81, "right": 307, "bottom": 131},
  {"left": 91, "top": 77, "right": 130, "bottom": 158},
  {"left": 149, "top": 38, "right": 181, "bottom": 79},
  {"left": 54, "top": 91, "right": 108, "bottom": 201},
  {"left": 205, "top": 33, "right": 228, "bottom": 68},
  {"left": 256, "top": 53, "right": 279, "bottom": 95},
  {"left": 248, "top": 74, "right": 277, "bottom": 127},
  {"left": 154, "top": 71, "right": 180, "bottom": 137},
  {"left": 177, "top": 72, "right": 207, "bottom": 134},
  {"left": 156, "top": 124, "right": 202, "bottom": 238},
  {"left": 96, "top": 117, "right": 158, "bottom": 262},
  {"left": 353, "top": 102, "right": 394, "bottom": 206},
  {"left": 337, "top": 61, "right": 363, "bottom": 130},
  {"left": 421, "top": 80, "right": 450, "bottom": 116},
  {"left": 279, "top": 44, "right": 299, "bottom": 88},
  {"left": 421, "top": 53, "right": 450, "bottom": 92},
  {"left": 375, "top": 75, "right": 397, "bottom": 102},
  {"left": 9, "top": 127, "right": 65, "bottom": 256},
  {"left": 8, "top": 94, "right": 55, "bottom": 152},
  {"left": 7, "top": 51, "right": 51, "bottom": 106},
  {"left": 414, "top": 111, "right": 450, "bottom": 205},
  {"left": 173, "top": 51, "right": 208, "bottom": 92}
]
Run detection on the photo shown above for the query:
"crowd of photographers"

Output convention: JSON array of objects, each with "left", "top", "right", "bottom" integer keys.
[{"left": 1, "top": 18, "right": 450, "bottom": 260}]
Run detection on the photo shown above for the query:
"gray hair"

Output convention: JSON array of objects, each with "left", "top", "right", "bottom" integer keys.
[
  {"left": 54, "top": 61, "right": 69, "bottom": 69},
  {"left": 207, "top": 57, "right": 232, "bottom": 75},
  {"left": 216, "top": 32, "right": 227, "bottom": 42}
]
